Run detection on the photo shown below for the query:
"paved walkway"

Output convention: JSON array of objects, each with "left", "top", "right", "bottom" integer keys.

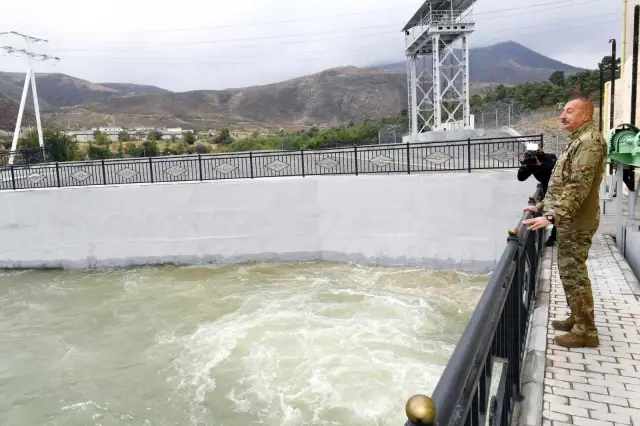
[{"left": 539, "top": 233, "right": 640, "bottom": 426}]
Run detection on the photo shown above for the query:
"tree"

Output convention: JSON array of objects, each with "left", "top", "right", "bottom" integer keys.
[
  {"left": 87, "top": 143, "right": 112, "bottom": 159},
  {"left": 214, "top": 128, "right": 233, "bottom": 144},
  {"left": 139, "top": 141, "right": 158, "bottom": 157},
  {"left": 124, "top": 143, "right": 138, "bottom": 156},
  {"left": 147, "top": 130, "right": 163, "bottom": 141},
  {"left": 549, "top": 71, "right": 565, "bottom": 86},
  {"left": 183, "top": 131, "right": 196, "bottom": 144},
  {"left": 92, "top": 130, "right": 110, "bottom": 145},
  {"left": 118, "top": 130, "right": 130, "bottom": 142},
  {"left": 600, "top": 55, "right": 621, "bottom": 81},
  {"left": 194, "top": 143, "right": 211, "bottom": 153},
  {"left": 470, "top": 66, "right": 603, "bottom": 111},
  {"left": 17, "top": 129, "right": 80, "bottom": 162}
]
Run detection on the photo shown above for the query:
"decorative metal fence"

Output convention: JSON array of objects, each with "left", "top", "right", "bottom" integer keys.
[
  {"left": 0, "top": 134, "right": 542, "bottom": 191},
  {"left": 403, "top": 186, "right": 546, "bottom": 426}
]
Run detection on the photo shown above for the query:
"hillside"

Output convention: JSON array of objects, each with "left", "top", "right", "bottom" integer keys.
[
  {"left": 98, "top": 83, "right": 171, "bottom": 95},
  {"left": 0, "top": 72, "right": 171, "bottom": 110},
  {"left": 377, "top": 41, "right": 584, "bottom": 84},
  {"left": 0, "top": 94, "right": 35, "bottom": 132},
  {"left": 46, "top": 67, "right": 415, "bottom": 130},
  {"left": 0, "top": 41, "right": 586, "bottom": 129}
]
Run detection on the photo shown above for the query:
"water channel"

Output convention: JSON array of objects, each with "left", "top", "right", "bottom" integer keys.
[{"left": 0, "top": 262, "right": 487, "bottom": 425}]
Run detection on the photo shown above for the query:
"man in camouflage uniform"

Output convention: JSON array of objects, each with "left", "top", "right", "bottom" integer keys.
[{"left": 522, "top": 97, "right": 607, "bottom": 348}]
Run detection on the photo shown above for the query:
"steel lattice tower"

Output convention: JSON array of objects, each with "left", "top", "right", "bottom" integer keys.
[{"left": 403, "top": 0, "right": 476, "bottom": 141}]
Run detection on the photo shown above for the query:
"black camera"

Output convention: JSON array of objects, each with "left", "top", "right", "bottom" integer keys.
[{"left": 520, "top": 143, "right": 541, "bottom": 166}]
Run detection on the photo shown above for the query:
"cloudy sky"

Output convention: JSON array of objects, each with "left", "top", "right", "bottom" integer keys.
[{"left": 0, "top": 0, "right": 621, "bottom": 92}]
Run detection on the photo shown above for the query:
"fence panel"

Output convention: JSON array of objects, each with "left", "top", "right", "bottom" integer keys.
[{"left": 0, "top": 135, "right": 543, "bottom": 191}]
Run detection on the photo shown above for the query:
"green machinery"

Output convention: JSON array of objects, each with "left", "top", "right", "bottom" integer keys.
[
  {"left": 606, "top": 124, "right": 640, "bottom": 166},
  {"left": 605, "top": 124, "right": 638, "bottom": 253}
]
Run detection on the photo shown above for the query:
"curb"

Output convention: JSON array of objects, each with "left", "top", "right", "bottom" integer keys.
[{"left": 516, "top": 245, "right": 553, "bottom": 426}]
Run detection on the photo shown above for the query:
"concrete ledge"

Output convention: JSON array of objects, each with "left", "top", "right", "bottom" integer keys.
[
  {"left": 0, "top": 250, "right": 502, "bottom": 272},
  {"left": 603, "top": 234, "right": 640, "bottom": 295},
  {"left": 517, "top": 246, "right": 553, "bottom": 426}
]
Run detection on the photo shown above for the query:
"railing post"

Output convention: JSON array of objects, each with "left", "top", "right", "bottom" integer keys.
[
  {"left": 301, "top": 149, "right": 305, "bottom": 177},
  {"left": 467, "top": 138, "right": 471, "bottom": 172},
  {"left": 55, "top": 162, "right": 61, "bottom": 187},
  {"left": 354, "top": 145, "right": 358, "bottom": 176},
  {"left": 10, "top": 165, "right": 15, "bottom": 190},
  {"left": 249, "top": 151, "right": 254, "bottom": 178},
  {"left": 539, "top": 133, "right": 544, "bottom": 150},
  {"left": 149, "top": 156, "right": 154, "bottom": 183},
  {"left": 198, "top": 154, "right": 203, "bottom": 181},
  {"left": 406, "top": 142, "right": 411, "bottom": 174},
  {"left": 101, "top": 159, "right": 107, "bottom": 185}
]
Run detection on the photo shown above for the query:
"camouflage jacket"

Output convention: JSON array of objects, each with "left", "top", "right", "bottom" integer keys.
[{"left": 536, "top": 120, "right": 607, "bottom": 231}]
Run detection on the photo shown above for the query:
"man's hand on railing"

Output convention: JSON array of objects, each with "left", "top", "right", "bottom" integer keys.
[
  {"left": 521, "top": 204, "right": 552, "bottom": 230},
  {"left": 523, "top": 216, "right": 551, "bottom": 230}
]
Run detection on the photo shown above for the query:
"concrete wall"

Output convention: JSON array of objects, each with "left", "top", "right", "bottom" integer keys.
[{"left": 0, "top": 170, "right": 536, "bottom": 271}]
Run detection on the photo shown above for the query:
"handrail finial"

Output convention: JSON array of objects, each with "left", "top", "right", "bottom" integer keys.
[{"left": 405, "top": 394, "right": 436, "bottom": 425}]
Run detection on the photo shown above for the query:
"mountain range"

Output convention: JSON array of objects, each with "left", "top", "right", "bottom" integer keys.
[{"left": 0, "top": 41, "right": 585, "bottom": 131}]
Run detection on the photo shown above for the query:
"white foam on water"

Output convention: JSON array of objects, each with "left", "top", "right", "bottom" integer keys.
[{"left": 158, "top": 265, "right": 485, "bottom": 425}]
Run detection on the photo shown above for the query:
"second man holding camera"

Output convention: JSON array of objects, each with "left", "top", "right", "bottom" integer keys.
[{"left": 517, "top": 143, "right": 557, "bottom": 246}]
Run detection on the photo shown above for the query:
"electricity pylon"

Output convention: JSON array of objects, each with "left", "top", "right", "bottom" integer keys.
[{"left": 0, "top": 31, "right": 59, "bottom": 164}]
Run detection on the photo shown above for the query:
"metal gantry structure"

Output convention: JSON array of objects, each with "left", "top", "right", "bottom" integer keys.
[
  {"left": 403, "top": 0, "right": 477, "bottom": 141},
  {"left": 0, "top": 31, "right": 59, "bottom": 165}
]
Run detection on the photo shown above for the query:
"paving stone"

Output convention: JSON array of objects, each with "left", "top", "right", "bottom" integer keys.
[
  {"left": 524, "top": 233, "right": 640, "bottom": 426},
  {"left": 590, "top": 410, "right": 632, "bottom": 425},
  {"left": 571, "top": 417, "right": 614, "bottom": 426},
  {"left": 590, "top": 393, "right": 629, "bottom": 407}
]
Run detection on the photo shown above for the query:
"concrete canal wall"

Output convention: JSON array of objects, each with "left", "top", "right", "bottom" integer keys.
[{"left": 0, "top": 170, "right": 536, "bottom": 271}]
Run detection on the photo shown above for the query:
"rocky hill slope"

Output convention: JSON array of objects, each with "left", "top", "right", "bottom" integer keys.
[
  {"left": 0, "top": 72, "right": 169, "bottom": 110},
  {"left": 378, "top": 41, "right": 584, "bottom": 84},
  {"left": 0, "top": 41, "right": 586, "bottom": 129},
  {"left": 0, "top": 94, "right": 35, "bottom": 132}
]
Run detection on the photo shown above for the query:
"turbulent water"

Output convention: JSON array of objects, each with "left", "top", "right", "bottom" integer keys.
[{"left": 0, "top": 262, "right": 487, "bottom": 426}]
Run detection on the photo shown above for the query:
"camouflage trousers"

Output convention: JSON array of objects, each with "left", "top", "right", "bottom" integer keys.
[{"left": 556, "top": 227, "right": 598, "bottom": 337}]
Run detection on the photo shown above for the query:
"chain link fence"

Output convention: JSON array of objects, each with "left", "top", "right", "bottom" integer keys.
[
  {"left": 378, "top": 124, "right": 406, "bottom": 144},
  {"left": 471, "top": 101, "right": 570, "bottom": 154}
]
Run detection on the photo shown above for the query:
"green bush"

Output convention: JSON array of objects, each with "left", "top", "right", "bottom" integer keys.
[{"left": 17, "top": 129, "right": 80, "bottom": 162}]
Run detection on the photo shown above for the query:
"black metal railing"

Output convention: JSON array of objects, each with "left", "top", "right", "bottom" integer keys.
[
  {"left": 403, "top": 186, "right": 546, "bottom": 426},
  {"left": 0, "top": 134, "right": 542, "bottom": 191},
  {"left": 0, "top": 145, "right": 53, "bottom": 169}
]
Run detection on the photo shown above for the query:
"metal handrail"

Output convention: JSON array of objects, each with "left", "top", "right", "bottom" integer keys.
[{"left": 404, "top": 186, "right": 545, "bottom": 426}]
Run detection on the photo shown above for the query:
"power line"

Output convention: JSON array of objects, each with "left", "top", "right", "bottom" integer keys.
[
  {"left": 0, "top": 30, "right": 48, "bottom": 45},
  {"left": 52, "top": 3, "right": 422, "bottom": 36},
  {"left": 47, "top": 0, "right": 612, "bottom": 53},
  {"left": 47, "top": 0, "right": 605, "bottom": 39},
  {"left": 50, "top": 14, "right": 619, "bottom": 61},
  {"left": 56, "top": 19, "right": 618, "bottom": 66},
  {"left": 0, "top": 46, "right": 60, "bottom": 61}
]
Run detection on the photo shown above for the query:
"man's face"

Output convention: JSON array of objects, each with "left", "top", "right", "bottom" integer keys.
[{"left": 560, "top": 100, "right": 589, "bottom": 132}]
